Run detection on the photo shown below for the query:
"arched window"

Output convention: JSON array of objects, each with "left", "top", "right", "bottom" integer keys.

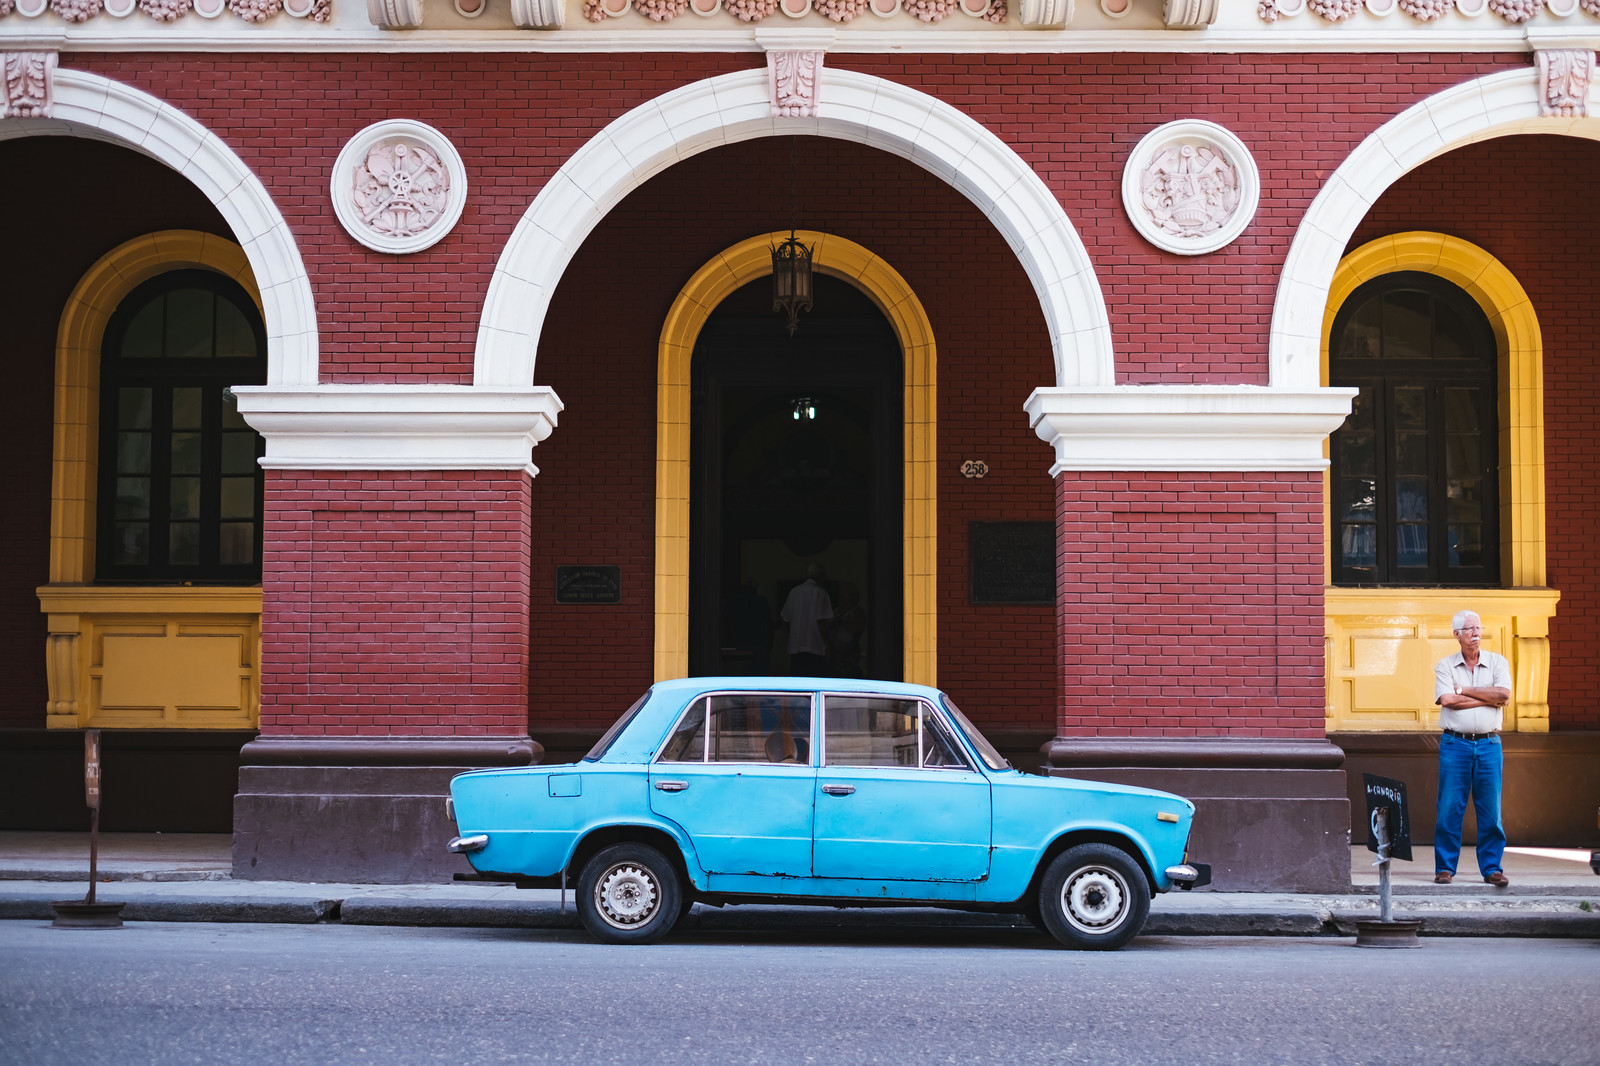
[
  {"left": 97, "top": 269, "right": 267, "bottom": 583},
  {"left": 1329, "top": 271, "right": 1497, "bottom": 586}
]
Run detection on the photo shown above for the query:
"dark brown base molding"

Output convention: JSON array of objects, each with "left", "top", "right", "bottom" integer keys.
[
  {"left": 1331, "top": 731, "right": 1600, "bottom": 848},
  {"left": 232, "top": 736, "right": 540, "bottom": 884},
  {"left": 1043, "top": 737, "right": 1351, "bottom": 894}
]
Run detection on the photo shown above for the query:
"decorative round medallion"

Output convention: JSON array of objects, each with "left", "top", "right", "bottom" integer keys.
[
  {"left": 1121, "top": 120, "right": 1259, "bottom": 256},
  {"left": 331, "top": 120, "right": 468, "bottom": 255}
]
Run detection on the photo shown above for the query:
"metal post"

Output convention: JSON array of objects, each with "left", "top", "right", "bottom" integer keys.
[{"left": 1373, "top": 807, "right": 1391, "bottom": 924}]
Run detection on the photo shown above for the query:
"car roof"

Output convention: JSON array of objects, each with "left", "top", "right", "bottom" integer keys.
[{"left": 649, "top": 676, "right": 945, "bottom": 699}]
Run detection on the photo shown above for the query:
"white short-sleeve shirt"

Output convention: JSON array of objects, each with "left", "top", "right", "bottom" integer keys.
[{"left": 1434, "top": 649, "right": 1512, "bottom": 735}]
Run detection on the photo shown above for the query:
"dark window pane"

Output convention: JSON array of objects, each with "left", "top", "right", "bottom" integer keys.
[
  {"left": 1396, "top": 523, "right": 1428, "bottom": 567},
  {"left": 113, "top": 523, "right": 148, "bottom": 565},
  {"left": 220, "top": 477, "right": 256, "bottom": 520},
  {"left": 117, "top": 432, "right": 151, "bottom": 476},
  {"left": 169, "top": 522, "right": 200, "bottom": 565},
  {"left": 1393, "top": 387, "right": 1426, "bottom": 430},
  {"left": 1341, "top": 478, "right": 1376, "bottom": 522},
  {"left": 1338, "top": 427, "right": 1375, "bottom": 476},
  {"left": 1382, "top": 290, "right": 1433, "bottom": 360},
  {"left": 1337, "top": 299, "right": 1382, "bottom": 360},
  {"left": 1448, "top": 480, "right": 1483, "bottom": 523},
  {"left": 169, "top": 477, "right": 201, "bottom": 520},
  {"left": 221, "top": 433, "right": 257, "bottom": 475},
  {"left": 214, "top": 297, "right": 259, "bottom": 359},
  {"left": 1450, "top": 525, "right": 1483, "bottom": 567},
  {"left": 119, "top": 388, "right": 152, "bottom": 430},
  {"left": 172, "top": 387, "right": 203, "bottom": 430},
  {"left": 1341, "top": 525, "right": 1376, "bottom": 569},
  {"left": 219, "top": 522, "right": 255, "bottom": 565},
  {"left": 165, "top": 289, "right": 214, "bottom": 359},
  {"left": 1444, "top": 388, "right": 1479, "bottom": 433},
  {"left": 1434, "top": 303, "right": 1478, "bottom": 361},
  {"left": 115, "top": 477, "right": 150, "bottom": 519},
  {"left": 1396, "top": 477, "right": 1429, "bottom": 522},
  {"left": 1395, "top": 431, "right": 1427, "bottom": 476},
  {"left": 221, "top": 390, "right": 248, "bottom": 430},
  {"left": 171, "top": 432, "right": 202, "bottom": 475},
  {"left": 1446, "top": 434, "right": 1480, "bottom": 478},
  {"left": 1346, "top": 386, "right": 1376, "bottom": 430},
  {"left": 120, "top": 301, "right": 164, "bottom": 361}
]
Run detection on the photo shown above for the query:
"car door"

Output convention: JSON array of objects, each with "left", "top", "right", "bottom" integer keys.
[
  {"left": 649, "top": 690, "right": 816, "bottom": 877},
  {"left": 811, "top": 693, "right": 992, "bottom": 882}
]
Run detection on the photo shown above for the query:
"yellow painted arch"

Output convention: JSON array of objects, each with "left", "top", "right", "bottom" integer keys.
[
  {"left": 50, "top": 230, "right": 262, "bottom": 584},
  {"left": 1322, "top": 231, "right": 1545, "bottom": 588},
  {"left": 654, "top": 231, "right": 937, "bottom": 685}
]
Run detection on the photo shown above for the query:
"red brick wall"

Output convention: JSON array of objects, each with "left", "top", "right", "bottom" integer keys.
[
  {"left": 0, "top": 138, "right": 231, "bottom": 730},
  {"left": 1349, "top": 134, "right": 1600, "bottom": 732},
  {"left": 1055, "top": 472, "right": 1327, "bottom": 738},
  {"left": 61, "top": 51, "right": 1524, "bottom": 388},
  {"left": 259, "top": 470, "right": 532, "bottom": 736}
]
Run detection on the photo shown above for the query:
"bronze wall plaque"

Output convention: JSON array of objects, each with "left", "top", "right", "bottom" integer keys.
[
  {"left": 556, "top": 565, "right": 622, "bottom": 604},
  {"left": 969, "top": 521, "right": 1055, "bottom": 605}
]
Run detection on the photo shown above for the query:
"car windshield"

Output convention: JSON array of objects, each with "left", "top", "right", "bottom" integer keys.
[
  {"left": 940, "top": 696, "right": 1011, "bottom": 771},
  {"left": 583, "top": 691, "right": 651, "bottom": 761}
]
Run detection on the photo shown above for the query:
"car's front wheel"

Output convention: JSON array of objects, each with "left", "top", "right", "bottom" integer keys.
[
  {"left": 1037, "top": 843, "right": 1150, "bottom": 951},
  {"left": 576, "top": 843, "right": 682, "bottom": 945}
]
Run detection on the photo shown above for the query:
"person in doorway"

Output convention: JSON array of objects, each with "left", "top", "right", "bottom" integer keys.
[
  {"left": 1432, "top": 609, "right": 1512, "bottom": 886},
  {"left": 780, "top": 562, "right": 832, "bottom": 676},
  {"left": 826, "top": 581, "right": 867, "bottom": 677}
]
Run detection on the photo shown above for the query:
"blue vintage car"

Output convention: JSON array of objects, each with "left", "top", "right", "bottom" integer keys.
[{"left": 447, "top": 677, "right": 1209, "bottom": 949}]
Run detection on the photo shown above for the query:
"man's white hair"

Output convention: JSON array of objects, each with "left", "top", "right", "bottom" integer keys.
[{"left": 1451, "top": 610, "right": 1480, "bottom": 633}]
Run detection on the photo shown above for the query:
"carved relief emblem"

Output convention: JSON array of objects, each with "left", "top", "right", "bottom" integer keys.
[
  {"left": 768, "top": 50, "right": 824, "bottom": 118},
  {"left": 352, "top": 140, "right": 450, "bottom": 240},
  {"left": 1139, "top": 141, "right": 1240, "bottom": 239},
  {"left": 1537, "top": 49, "right": 1593, "bottom": 118},
  {"left": 1, "top": 52, "right": 57, "bottom": 119}
]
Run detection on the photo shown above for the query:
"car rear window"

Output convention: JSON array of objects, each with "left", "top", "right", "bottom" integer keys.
[{"left": 583, "top": 691, "right": 651, "bottom": 762}]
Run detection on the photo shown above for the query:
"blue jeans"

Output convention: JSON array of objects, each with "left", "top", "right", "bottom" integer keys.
[{"left": 1434, "top": 732, "right": 1506, "bottom": 876}]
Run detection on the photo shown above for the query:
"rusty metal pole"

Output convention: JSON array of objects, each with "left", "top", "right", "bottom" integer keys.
[{"left": 50, "top": 729, "right": 124, "bottom": 928}]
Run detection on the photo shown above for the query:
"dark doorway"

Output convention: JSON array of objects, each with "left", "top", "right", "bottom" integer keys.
[{"left": 690, "top": 274, "right": 903, "bottom": 680}]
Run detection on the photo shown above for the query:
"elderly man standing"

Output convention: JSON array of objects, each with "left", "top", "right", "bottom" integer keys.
[{"left": 1432, "top": 609, "right": 1513, "bottom": 886}]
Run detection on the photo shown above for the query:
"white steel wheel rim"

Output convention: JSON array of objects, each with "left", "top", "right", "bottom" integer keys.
[
  {"left": 1059, "top": 865, "right": 1130, "bottom": 935},
  {"left": 594, "top": 862, "right": 660, "bottom": 930}
]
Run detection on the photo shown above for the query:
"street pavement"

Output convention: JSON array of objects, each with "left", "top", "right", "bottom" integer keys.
[{"left": 2, "top": 832, "right": 1596, "bottom": 939}]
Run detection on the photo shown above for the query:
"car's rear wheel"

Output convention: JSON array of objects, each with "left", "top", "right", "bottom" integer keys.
[
  {"left": 576, "top": 843, "right": 682, "bottom": 945},
  {"left": 1037, "top": 843, "right": 1149, "bottom": 951}
]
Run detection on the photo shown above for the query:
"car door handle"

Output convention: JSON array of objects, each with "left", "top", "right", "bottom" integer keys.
[
  {"left": 821, "top": 784, "right": 855, "bottom": 796},
  {"left": 653, "top": 780, "right": 689, "bottom": 792}
]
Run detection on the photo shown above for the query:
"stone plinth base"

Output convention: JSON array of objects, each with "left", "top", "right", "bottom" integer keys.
[
  {"left": 232, "top": 737, "right": 539, "bottom": 884},
  {"left": 1042, "top": 737, "right": 1350, "bottom": 894}
]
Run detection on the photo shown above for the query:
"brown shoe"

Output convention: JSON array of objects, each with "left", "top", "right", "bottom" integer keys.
[
  {"left": 1434, "top": 872, "right": 1453, "bottom": 884},
  {"left": 1484, "top": 871, "right": 1510, "bottom": 887}
]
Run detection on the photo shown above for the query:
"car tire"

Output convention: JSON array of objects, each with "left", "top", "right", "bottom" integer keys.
[
  {"left": 1037, "top": 843, "right": 1150, "bottom": 951},
  {"left": 576, "top": 843, "right": 683, "bottom": 945}
]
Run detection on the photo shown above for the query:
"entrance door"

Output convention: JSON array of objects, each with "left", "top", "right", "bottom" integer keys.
[{"left": 690, "top": 275, "right": 902, "bottom": 680}]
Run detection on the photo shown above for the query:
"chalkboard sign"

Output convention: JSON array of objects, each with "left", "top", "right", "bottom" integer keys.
[
  {"left": 969, "top": 521, "right": 1055, "bottom": 606},
  {"left": 555, "top": 565, "right": 621, "bottom": 604},
  {"left": 1362, "top": 772, "right": 1413, "bottom": 862}
]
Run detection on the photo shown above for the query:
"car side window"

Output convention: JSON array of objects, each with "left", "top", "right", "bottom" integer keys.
[
  {"left": 822, "top": 695, "right": 971, "bottom": 770},
  {"left": 658, "top": 693, "right": 812, "bottom": 764}
]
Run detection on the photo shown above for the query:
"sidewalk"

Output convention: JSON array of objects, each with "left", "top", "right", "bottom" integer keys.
[{"left": 2, "top": 832, "right": 1596, "bottom": 939}]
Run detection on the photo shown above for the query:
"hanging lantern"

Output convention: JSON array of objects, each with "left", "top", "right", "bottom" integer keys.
[{"left": 772, "top": 231, "right": 814, "bottom": 338}]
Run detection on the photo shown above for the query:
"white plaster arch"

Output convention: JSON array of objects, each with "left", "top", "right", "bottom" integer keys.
[
  {"left": 1270, "top": 66, "right": 1600, "bottom": 390},
  {"left": 0, "top": 68, "right": 318, "bottom": 386},
  {"left": 475, "top": 66, "right": 1113, "bottom": 390}
]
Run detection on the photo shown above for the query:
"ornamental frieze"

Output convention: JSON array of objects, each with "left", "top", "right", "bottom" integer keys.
[
  {"left": 0, "top": 0, "right": 326, "bottom": 21},
  {"left": 0, "top": 51, "right": 54, "bottom": 117},
  {"left": 1261, "top": 0, "right": 1600, "bottom": 20},
  {"left": 581, "top": 0, "right": 1005, "bottom": 22}
]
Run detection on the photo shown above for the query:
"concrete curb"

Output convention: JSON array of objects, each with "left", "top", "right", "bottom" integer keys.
[{"left": 2, "top": 881, "right": 1596, "bottom": 938}]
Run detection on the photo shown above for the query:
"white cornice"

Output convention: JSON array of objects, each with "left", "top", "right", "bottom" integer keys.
[
  {"left": 2, "top": 24, "right": 1593, "bottom": 53},
  {"left": 232, "top": 384, "right": 564, "bottom": 475},
  {"left": 1025, "top": 385, "right": 1356, "bottom": 474}
]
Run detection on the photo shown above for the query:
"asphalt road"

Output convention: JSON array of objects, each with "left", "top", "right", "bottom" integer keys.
[{"left": 2, "top": 920, "right": 1597, "bottom": 1066}]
